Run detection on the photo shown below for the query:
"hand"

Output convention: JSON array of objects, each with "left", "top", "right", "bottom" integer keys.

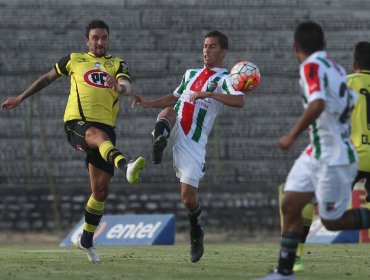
[
  {"left": 277, "top": 134, "right": 295, "bottom": 150},
  {"left": 1, "top": 96, "right": 22, "bottom": 111},
  {"left": 189, "top": 91, "right": 210, "bottom": 103},
  {"left": 131, "top": 94, "right": 151, "bottom": 108},
  {"left": 105, "top": 74, "right": 121, "bottom": 92}
]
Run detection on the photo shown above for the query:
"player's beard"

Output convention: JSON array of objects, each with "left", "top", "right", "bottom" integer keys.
[{"left": 94, "top": 46, "right": 107, "bottom": 57}]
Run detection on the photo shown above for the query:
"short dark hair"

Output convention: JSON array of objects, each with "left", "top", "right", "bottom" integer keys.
[
  {"left": 85, "top": 20, "right": 110, "bottom": 38},
  {"left": 354, "top": 41, "right": 370, "bottom": 70},
  {"left": 205, "top": 31, "right": 228, "bottom": 50},
  {"left": 294, "top": 21, "right": 325, "bottom": 55}
]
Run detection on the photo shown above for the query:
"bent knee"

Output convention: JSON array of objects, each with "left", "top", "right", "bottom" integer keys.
[
  {"left": 158, "top": 108, "right": 177, "bottom": 125},
  {"left": 181, "top": 193, "right": 197, "bottom": 210}
]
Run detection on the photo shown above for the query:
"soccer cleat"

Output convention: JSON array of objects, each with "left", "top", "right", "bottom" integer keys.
[
  {"left": 293, "top": 256, "right": 304, "bottom": 272},
  {"left": 190, "top": 228, "right": 204, "bottom": 263},
  {"left": 126, "top": 156, "right": 145, "bottom": 184},
  {"left": 257, "top": 272, "right": 296, "bottom": 280},
  {"left": 152, "top": 135, "right": 167, "bottom": 164},
  {"left": 74, "top": 236, "right": 101, "bottom": 264}
]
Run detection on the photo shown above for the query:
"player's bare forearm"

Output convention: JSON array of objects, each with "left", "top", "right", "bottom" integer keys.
[
  {"left": 278, "top": 99, "right": 325, "bottom": 150},
  {"left": 116, "top": 77, "right": 132, "bottom": 96},
  {"left": 195, "top": 91, "right": 245, "bottom": 108},
  {"left": 21, "top": 76, "right": 55, "bottom": 99},
  {"left": 1, "top": 68, "right": 58, "bottom": 110},
  {"left": 135, "top": 93, "right": 178, "bottom": 109}
]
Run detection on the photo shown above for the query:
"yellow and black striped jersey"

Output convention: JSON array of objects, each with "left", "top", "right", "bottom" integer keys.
[
  {"left": 347, "top": 70, "right": 370, "bottom": 172},
  {"left": 55, "top": 52, "right": 131, "bottom": 126}
]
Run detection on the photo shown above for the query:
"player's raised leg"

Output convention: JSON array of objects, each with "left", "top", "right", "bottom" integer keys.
[
  {"left": 152, "top": 107, "right": 176, "bottom": 164},
  {"left": 86, "top": 126, "right": 145, "bottom": 183}
]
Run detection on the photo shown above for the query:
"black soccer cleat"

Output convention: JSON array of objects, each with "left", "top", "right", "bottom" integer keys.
[
  {"left": 190, "top": 228, "right": 204, "bottom": 263},
  {"left": 152, "top": 135, "right": 167, "bottom": 164}
]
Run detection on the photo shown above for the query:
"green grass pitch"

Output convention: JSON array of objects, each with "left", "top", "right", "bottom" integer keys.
[{"left": 0, "top": 243, "right": 369, "bottom": 280}]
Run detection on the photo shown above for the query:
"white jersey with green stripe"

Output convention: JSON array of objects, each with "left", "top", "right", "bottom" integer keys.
[
  {"left": 173, "top": 66, "right": 243, "bottom": 147},
  {"left": 299, "top": 50, "right": 358, "bottom": 165}
]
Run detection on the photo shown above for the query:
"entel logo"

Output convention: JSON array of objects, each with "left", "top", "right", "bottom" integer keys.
[
  {"left": 106, "top": 222, "right": 162, "bottom": 239},
  {"left": 83, "top": 69, "right": 109, "bottom": 88}
]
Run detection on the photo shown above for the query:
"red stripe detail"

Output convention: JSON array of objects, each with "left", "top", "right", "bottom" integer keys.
[
  {"left": 303, "top": 63, "right": 320, "bottom": 95},
  {"left": 179, "top": 68, "right": 215, "bottom": 135},
  {"left": 180, "top": 102, "right": 195, "bottom": 135},
  {"left": 190, "top": 68, "right": 216, "bottom": 91},
  {"left": 305, "top": 146, "right": 313, "bottom": 156}
]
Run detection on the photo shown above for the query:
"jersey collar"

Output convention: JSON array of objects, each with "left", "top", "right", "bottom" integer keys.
[
  {"left": 359, "top": 70, "right": 370, "bottom": 75},
  {"left": 304, "top": 50, "right": 327, "bottom": 64},
  {"left": 87, "top": 51, "right": 112, "bottom": 59},
  {"left": 203, "top": 65, "right": 227, "bottom": 73}
]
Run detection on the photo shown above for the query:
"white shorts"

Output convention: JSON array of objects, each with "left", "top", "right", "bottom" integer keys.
[
  {"left": 285, "top": 153, "right": 357, "bottom": 220},
  {"left": 172, "top": 123, "right": 206, "bottom": 188}
]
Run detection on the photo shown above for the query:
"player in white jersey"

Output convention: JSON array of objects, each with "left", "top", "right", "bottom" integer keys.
[
  {"left": 260, "top": 22, "right": 370, "bottom": 280},
  {"left": 133, "top": 31, "right": 245, "bottom": 263}
]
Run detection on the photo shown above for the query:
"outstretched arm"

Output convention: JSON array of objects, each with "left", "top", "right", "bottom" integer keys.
[
  {"left": 1, "top": 68, "right": 59, "bottom": 110},
  {"left": 132, "top": 93, "right": 179, "bottom": 109},
  {"left": 278, "top": 99, "right": 325, "bottom": 150},
  {"left": 189, "top": 91, "right": 245, "bottom": 108}
]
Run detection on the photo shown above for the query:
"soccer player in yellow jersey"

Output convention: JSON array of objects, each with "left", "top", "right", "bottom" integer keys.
[
  {"left": 348, "top": 41, "right": 370, "bottom": 198},
  {"left": 1, "top": 20, "right": 145, "bottom": 264},
  {"left": 279, "top": 41, "right": 370, "bottom": 274}
]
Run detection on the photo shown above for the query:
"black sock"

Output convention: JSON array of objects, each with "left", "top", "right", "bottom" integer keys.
[
  {"left": 188, "top": 205, "right": 202, "bottom": 236},
  {"left": 81, "top": 205, "right": 103, "bottom": 248},
  {"left": 301, "top": 224, "right": 310, "bottom": 243},
  {"left": 80, "top": 230, "right": 94, "bottom": 248},
  {"left": 118, "top": 158, "right": 128, "bottom": 171},
  {"left": 277, "top": 231, "right": 300, "bottom": 275},
  {"left": 154, "top": 118, "right": 171, "bottom": 139}
]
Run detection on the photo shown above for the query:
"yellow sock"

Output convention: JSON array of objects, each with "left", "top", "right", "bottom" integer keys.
[
  {"left": 278, "top": 183, "right": 285, "bottom": 230},
  {"left": 296, "top": 243, "right": 304, "bottom": 258},
  {"left": 99, "top": 140, "right": 126, "bottom": 168},
  {"left": 83, "top": 195, "right": 105, "bottom": 233}
]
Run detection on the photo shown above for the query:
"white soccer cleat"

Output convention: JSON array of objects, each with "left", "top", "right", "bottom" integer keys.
[
  {"left": 126, "top": 156, "right": 145, "bottom": 184},
  {"left": 74, "top": 236, "right": 101, "bottom": 264},
  {"left": 257, "top": 272, "right": 296, "bottom": 280}
]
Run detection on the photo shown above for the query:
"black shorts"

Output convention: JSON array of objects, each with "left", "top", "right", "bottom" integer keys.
[{"left": 64, "top": 120, "right": 116, "bottom": 176}]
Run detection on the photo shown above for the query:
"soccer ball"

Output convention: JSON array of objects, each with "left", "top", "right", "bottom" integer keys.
[{"left": 230, "top": 61, "right": 261, "bottom": 93}]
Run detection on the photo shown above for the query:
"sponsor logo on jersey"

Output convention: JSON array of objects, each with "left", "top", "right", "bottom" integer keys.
[
  {"left": 208, "top": 81, "right": 218, "bottom": 91},
  {"left": 83, "top": 69, "right": 109, "bottom": 88},
  {"left": 104, "top": 61, "right": 114, "bottom": 69},
  {"left": 196, "top": 99, "right": 210, "bottom": 109}
]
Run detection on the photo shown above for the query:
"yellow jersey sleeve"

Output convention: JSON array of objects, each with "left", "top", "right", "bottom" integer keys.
[{"left": 347, "top": 71, "right": 370, "bottom": 172}]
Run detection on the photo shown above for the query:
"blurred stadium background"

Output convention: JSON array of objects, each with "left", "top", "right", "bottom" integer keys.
[{"left": 0, "top": 0, "right": 369, "bottom": 240}]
